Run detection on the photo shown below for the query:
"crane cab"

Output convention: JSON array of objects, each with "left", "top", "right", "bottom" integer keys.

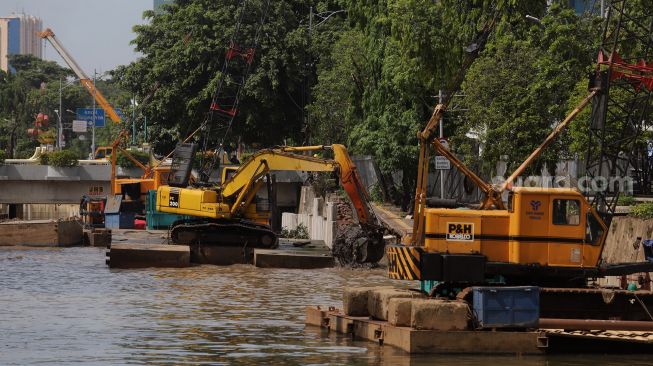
[{"left": 388, "top": 187, "right": 608, "bottom": 284}]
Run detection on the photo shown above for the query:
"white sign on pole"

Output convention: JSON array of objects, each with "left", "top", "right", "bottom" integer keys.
[
  {"left": 437, "top": 137, "right": 449, "bottom": 150},
  {"left": 72, "top": 120, "right": 88, "bottom": 133},
  {"left": 435, "top": 156, "right": 451, "bottom": 170}
]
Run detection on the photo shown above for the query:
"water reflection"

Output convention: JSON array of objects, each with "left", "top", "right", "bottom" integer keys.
[{"left": 0, "top": 247, "right": 651, "bottom": 365}]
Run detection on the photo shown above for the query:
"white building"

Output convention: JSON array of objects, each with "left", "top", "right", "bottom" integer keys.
[{"left": 0, "top": 13, "right": 43, "bottom": 73}]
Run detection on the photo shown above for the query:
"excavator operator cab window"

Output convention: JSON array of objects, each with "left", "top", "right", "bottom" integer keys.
[
  {"left": 585, "top": 212, "right": 604, "bottom": 245},
  {"left": 552, "top": 199, "right": 580, "bottom": 225},
  {"left": 222, "top": 167, "right": 239, "bottom": 183}
]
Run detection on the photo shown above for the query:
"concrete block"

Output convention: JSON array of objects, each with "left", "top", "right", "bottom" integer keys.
[
  {"left": 326, "top": 202, "right": 337, "bottom": 222},
  {"left": 89, "top": 229, "right": 112, "bottom": 248},
  {"left": 298, "top": 214, "right": 310, "bottom": 231},
  {"left": 254, "top": 249, "right": 334, "bottom": 269},
  {"left": 310, "top": 215, "right": 324, "bottom": 241},
  {"left": 299, "top": 186, "right": 315, "bottom": 215},
  {"left": 191, "top": 245, "right": 254, "bottom": 265},
  {"left": 0, "top": 219, "right": 83, "bottom": 246},
  {"left": 281, "top": 212, "right": 298, "bottom": 231},
  {"left": 343, "top": 287, "right": 376, "bottom": 316},
  {"left": 107, "top": 243, "right": 190, "bottom": 268},
  {"left": 387, "top": 298, "right": 414, "bottom": 327},
  {"left": 312, "top": 197, "right": 324, "bottom": 217},
  {"left": 368, "top": 288, "right": 423, "bottom": 321},
  {"left": 411, "top": 299, "right": 470, "bottom": 331},
  {"left": 324, "top": 220, "right": 336, "bottom": 248}
]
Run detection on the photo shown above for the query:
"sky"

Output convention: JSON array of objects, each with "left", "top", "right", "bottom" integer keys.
[{"left": 0, "top": 0, "right": 152, "bottom": 75}]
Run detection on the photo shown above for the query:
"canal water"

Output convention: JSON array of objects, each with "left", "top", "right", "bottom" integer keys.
[{"left": 1, "top": 246, "right": 652, "bottom": 365}]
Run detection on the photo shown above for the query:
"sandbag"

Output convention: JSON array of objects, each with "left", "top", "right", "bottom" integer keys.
[
  {"left": 387, "top": 297, "right": 414, "bottom": 326},
  {"left": 343, "top": 287, "right": 375, "bottom": 316},
  {"left": 411, "top": 299, "right": 469, "bottom": 331},
  {"left": 368, "top": 288, "right": 423, "bottom": 321}
]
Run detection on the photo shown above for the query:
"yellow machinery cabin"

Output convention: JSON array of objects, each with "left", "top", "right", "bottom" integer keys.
[
  {"left": 424, "top": 187, "right": 606, "bottom": 267},
  {"left": 388, "top": 187, "right": 607, "bottom": 285}
]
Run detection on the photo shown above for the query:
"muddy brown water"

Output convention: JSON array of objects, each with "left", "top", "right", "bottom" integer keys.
[{"left": 1, "top": 246, "right": 652, "bottom": 365}]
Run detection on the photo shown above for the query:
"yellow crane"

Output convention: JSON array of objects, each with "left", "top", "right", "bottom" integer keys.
[
  {"left": 38, "top": 28, "right": 121, "bottom": 124},
  {"left": 387, "top": 8, "right": 653, "bottom": 292}
]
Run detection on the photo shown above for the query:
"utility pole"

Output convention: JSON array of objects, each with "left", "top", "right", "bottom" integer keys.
[
  {"left": 600, "top": 0, "right": 605, "bottom": 18},
  {"left": 132, "top": 95, "right": 136, "bottom": 145},
  {"left": 439, "top": 89, "right": 445, "bottom": 199},
  {"left": 307, "top": 5, "right": 312, "bottom": 138},
  {"left": 91, "top": 69, "right": 96, "bottom": 159},
  {"left": 58, "top": 77, "right": 62, "bottom": 150}
]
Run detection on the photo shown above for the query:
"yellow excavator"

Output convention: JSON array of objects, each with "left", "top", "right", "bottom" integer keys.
[{"left": 156, "top": 144, "right": 385, "bottom": 264}]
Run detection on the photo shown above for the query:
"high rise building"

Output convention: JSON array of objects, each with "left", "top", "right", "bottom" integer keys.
[{"left": 0, "top": 13, "right": 43, "bottom": 73}]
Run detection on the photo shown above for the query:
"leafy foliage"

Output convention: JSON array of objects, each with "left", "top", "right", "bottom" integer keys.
[
  {"left": 617, "top": 195, "right": 636, "bottom": 206},
  {"left": 114, "top": 1, "right": 637, "bottom": 208},
  {"left": 0, "top": 149, "right": 5, "bottom": 164},
  {"left": 280, "top": 222, "right": 309, "bottom": 239},
  {"left": 117, "top": 150, "right": 150, "bottom": 168},
  {"left": 42, "top": 150, "right": 80, "bottom": 167},
  {"left": 0, "top": 54, "right": 128, "bottom": 159},
  {"left": 631, "top": 203, "right": 653, "bottom": 220},
  {"left": 115, "top": 0, "right": 341, "bottom": 154},
  {"left": 459, "top": 4, "right": 602, "bottom": 176}
]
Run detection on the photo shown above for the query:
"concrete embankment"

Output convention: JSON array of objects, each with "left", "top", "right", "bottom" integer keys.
[
  {"left": 600, "top": 216, "right": 653, "bottom": 287},
  {"left": 0, "top": 219, "right": 83, "bottom": 246}
]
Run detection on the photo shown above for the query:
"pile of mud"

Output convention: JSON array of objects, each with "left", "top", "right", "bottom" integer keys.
[{"left": 332, "top": 225, "right": 385, "bottom": 266}]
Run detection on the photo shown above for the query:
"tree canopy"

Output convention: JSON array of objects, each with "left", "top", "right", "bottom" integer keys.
[{"left": 112, "top": 0, "right": 645, "bottom": 207}]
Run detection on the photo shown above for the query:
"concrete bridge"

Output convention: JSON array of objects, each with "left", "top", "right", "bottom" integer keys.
[{"left": 0, "top": 163, "right": 115, "bottom": 204}]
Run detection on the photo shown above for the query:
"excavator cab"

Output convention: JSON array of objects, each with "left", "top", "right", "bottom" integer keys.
[
  {"left": 94, "top": 146, "right": 112, "bottom": 160},
  {"left": 388, "top": 187, "right": 608, "bottom": 284}
]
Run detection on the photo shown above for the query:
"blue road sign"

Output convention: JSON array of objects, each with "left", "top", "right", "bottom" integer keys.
[
  {"left": 114, "top": 108, "right": 126, "bottom": 121},
  {"left": 76, "top": 108, "right": 105, "bottom": 127}
]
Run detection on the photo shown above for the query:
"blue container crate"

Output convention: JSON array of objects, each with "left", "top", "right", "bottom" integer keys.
[
  {"left": 472, "top": 286, "right": 539, "bottom": 328},
  {"left": 105, "top": 212, "right": 135, "bottom": 229}
]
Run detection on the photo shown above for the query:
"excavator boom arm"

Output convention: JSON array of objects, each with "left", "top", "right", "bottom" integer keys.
[{"left": 220, "top": 144, "right": 379, "bottom": 227}]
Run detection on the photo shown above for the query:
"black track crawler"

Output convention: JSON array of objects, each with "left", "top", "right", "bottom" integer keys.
[{"left": 170, "top": 219, "right": 278, "bottom": 249}]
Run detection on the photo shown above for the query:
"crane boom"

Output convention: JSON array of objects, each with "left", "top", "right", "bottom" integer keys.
[{"left": 38, "top": 28, "right": 122, "bottom": 123}]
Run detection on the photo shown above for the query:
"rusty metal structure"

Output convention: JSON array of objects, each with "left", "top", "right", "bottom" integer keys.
[{"left": 586, "top": 0, "right": 653, "bottom": 223}]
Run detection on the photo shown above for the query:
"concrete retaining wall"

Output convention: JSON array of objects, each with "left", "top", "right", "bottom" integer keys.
[
  {"left": 599, "top": 216, "right": 653, "bottom": 288},
  {"left": 0, "top": 203, "right": 79, "bottom": 220},
  {"left": 281, "top": 186, "right": 336, "bottom": 248}
]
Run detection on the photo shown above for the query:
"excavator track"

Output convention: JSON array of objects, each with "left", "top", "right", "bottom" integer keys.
[{"left": 170, "top": 219, "right": 278, "bottom": 249}]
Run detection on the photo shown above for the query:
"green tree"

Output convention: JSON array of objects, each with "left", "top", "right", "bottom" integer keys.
[
  {"left": 458, "top": 4, "right": 602, "bottom": 177},
  {"left": 311, "top": 0, "right": 543, "bottom": 208},
  {"left": 0, "top": 55, "right": 125, "bottom": 159},
  {"left": 116, "top": 0, "right": 340, "bottom": 154}
]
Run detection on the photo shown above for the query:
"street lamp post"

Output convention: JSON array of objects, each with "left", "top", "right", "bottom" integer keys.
[
  {"left": 58, "top": 77, "right": 63, "bottom": 150},
  {"left": 302, "top": 7, "right": 345, "bottom": 143},
  {"left": 91, "top": 69, "right": 97, "bottom": 159},
  {"left": 56, "top": 77, "right": 82, "bottom": 150}
]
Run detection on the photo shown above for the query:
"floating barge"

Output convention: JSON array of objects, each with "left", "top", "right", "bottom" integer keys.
[
  {"left": 306, "top": 306, "right": 549, "bottom": 354},
  {"left": 306, "top": 306, "right": 653, "bottom": 354},
  {"left": 306, "top": 286, "right": 653, "bottom": 354}
]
